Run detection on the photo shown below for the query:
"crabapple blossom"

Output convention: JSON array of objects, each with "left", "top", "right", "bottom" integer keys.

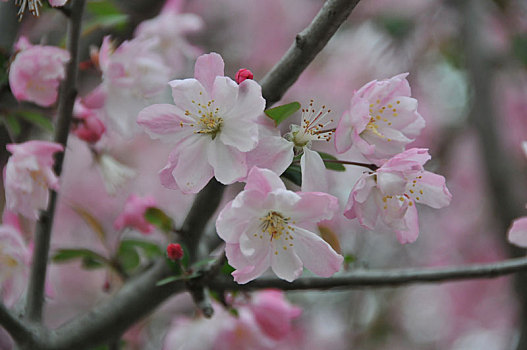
[
  {"left": 216, "top": 167, "right": 343, "bottom": 283},
  {"left": 2, "top": 0, "right": 68, "bottom": 19},
  {"left": 235, "top": 69, "right": 254, "bottom": 84},
  {"left": 334, "top": 73, "right": 425, "bottom": 164},
  {"left": 134, "top": 0, "right": 203, "bottom": 74},
  {"left": 285, "top": 100, "right": 335, "bottom": 192},
  {"left": 98, "top": 36, "right": 171, "bottom": 137},
  {"left": 5, "top": 140, "right": 63, "bottom": 220},
  {"left": 0, "top": 211, "right": 29, "bottom": 307},
  {"left": 72, "top": 98, "right": 106, "bottom": 144},
  {"left": 138, "top": 52, "right": 265, "bottom": 193},
  {"left": 114, "top": 194, "right": 157, "bottom": 234},
  {"left": 8, "top": 36, "right": 70, "bottom": 107},
  {"left": 344, "top": 148, "right": 451, "bottom": 244}
]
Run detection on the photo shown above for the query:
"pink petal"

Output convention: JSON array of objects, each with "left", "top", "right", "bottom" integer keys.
[
  {"left": 194, "top": 52, "right": 225, "bottom": 95},
  {"left": 171, "top": 137, "right": 214, "bottom": 193},
  {"left": 300, "top": 148, "right": 328, "bottom": 192},
  {"left": 508, "top": 217, "right": 527, "bottom": 247},
  {"left": 394, "top": 202, "right": 419, "bottom": 244},
  {"left": 292, "top": 226, "right": 343, "bottom": 277},
  {"left": 137, "top": 104, "right": 194, "bottom": 144},
  {"left": 246, "top": 136, "right": 294, "bottom": 176},
  {"left": 270, "top": 243, "right": 303, "bottom": 282},
  {"left": 292, "top": 192, "right": 338, "bottom": 224},
  {"left": 410, "top": 171, "right": 452, "bottom": 209},
  {"left": 244, "top": 167, "right": 286, "bottom": 193},
  {"left": 207, "top": 140, "right": 247, "bottom": 184}
]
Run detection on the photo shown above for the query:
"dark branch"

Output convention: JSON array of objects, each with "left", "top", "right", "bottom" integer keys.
[
  {"left": 25, "top": 0, "right": 86, "bottom": 323},
  {"left": 0, "top": 304, "right": 38, "bottom": 347},
  {"left": 259, "top": 0, "right": 361, "bottom": 107},
  {"left": 209, "top": 256, "right": 527, "bottom": 291}
]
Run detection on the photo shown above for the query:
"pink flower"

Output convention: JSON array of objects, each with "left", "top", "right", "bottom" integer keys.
[
  {"left": 138, "top": 52, "right": 266, "bottom": 194},
  {"left": 508, "top": 217, "right": 527, "bottom": 247},
  {"left": 114, "top": 194, "right": 157, "bottom": 234},
  {"left": 134, "top": 2, "right": 203, "bottom": 74},
  {"left": 334, "top": 73, "right": 425, "bottom": 163},
  {"left": 249, "top": 290, "right": 302, "bottom": 340},
  {"left": 8, "top": 36, "right": 70, "bottom": 107},
  {"left": 72, "top": 98, "right": 106, "bottom": 143},
  {"left": 344, "top": 148, "right": 451, "bottom": 244},
  {"left": 235, "top": 69, "right": 254, "bottom": 84},
  {"left": 98, "top": 36, "right": 171, "bottom": 137},
  {"left": 216, "top": 167, "right": 343, "bottom": 283},
  {"left": 0, "top": 211, "right": 29, "bottom": 307},
  {"left": 5, "top": 141, "right": 63, "bottom": 220},
  {"left": 284, "top": 101, "right": 335, "bottom": 192}
]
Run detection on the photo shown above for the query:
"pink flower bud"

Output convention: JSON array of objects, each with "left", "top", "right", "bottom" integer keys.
[
  {"left": 167, "top": 243, "right": 184, "bottom": 261},
  {"left": 235, "top": 68, "right": 253, "bottom": 84},
  {"left": 73, "top": 115, "right": 106, "bottom": 143}
]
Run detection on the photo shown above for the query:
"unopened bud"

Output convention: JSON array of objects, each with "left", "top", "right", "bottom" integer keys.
[
  {"left": 167, "top": 243, "right": 184, "bottom": 261},
  {"left": 73, "top": 115, "right": 106, "bottom": 143},
  {"left": 235, "top": 68, "right": 254, "bottom": 84}
]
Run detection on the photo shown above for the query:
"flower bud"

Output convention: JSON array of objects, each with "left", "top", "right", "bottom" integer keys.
[
  {"left": 167, "top": 243, "right": 184, "bottom": 261},
  {"left": 235, "top": 68, "right": 253, "bottom": 84},
  {"left": 73, "top": 115, "right": 106, "bottom": 143}
]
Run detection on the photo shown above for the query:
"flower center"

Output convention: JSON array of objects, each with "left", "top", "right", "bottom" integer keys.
[
  {"left": 256, "top": 212, "right": 297, "bottom": 255},
  {"left": 287, "top": 100, "right": 334, "bottom": 150},
  {"left": 183, "top": 99, "right": 224, "bottom": 139}
]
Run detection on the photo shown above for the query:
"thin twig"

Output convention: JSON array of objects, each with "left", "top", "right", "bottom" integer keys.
[
  {"left": 0, "top": 303, "right": 37, "bottom": 346},
  {"left": 25, "top": 0, "right": 86, "bottom": 323},
  {"left": 209, "top": 256, "right": 527, "bottom": 291},
  {"left": 293, "top": 158, "right": 379, "bottom": 171},
  {"left": 260, "top": 0, "right": 361, "bottom": 107}
]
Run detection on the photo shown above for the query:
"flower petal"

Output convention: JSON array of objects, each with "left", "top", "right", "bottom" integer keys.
[
  {"left": 137, "top": 103, "right": 194, "bottom": 144},
  {"left": 207, "top": 139, "right": 247, "bottom": 184},
  {"left": 194, "top": 52, "right": 224, "bottom": 95},
  {"left": 171, "top": 137, "right": 214, "bottom": 193},
  {"left": 270, "top": 242, "right": 303, "bottom": 282},
  {"left": 300, "top": 148, "right": 328, "bottom": 192},
  {"left": 508, "top": 217, "right": 527, "bottom": 247},
  {"left": 394, "top": 202, "right": 419, "bottom": 244},
  {"left": 292, "top": 226, "right": 343, "bottom": 277},
  {"left": 244, "top": 167, "right": 286, "bottom": 193}
]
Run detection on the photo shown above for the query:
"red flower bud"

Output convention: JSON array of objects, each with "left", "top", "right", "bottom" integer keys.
[
  {"left": 73, "top": 115, "right": 106, "bottom": 143},
  {"left": 167, "top": 243, "right": 184, "bottom": 261},
  {"left": 235, "top": 68, "right": 254, "bottom": 84}
]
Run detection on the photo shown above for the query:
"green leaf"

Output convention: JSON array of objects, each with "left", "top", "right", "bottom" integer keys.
[
  {"left": 52, "top": 249, "right": 108, "bottom": 270},
  {"left": 156, "top": 275, "right": 184, "bottom": 286},
  {"left": 318, "top": 152, "right": 346, "bottom": 171},
  {"left": 17, "top": 111, "right": 54, "bottom": 133},
  {"left": 281, "top": 164, "right": 302, "bottom": 186},
  {"left": 376, "top": 16, "right": 414, "bottom": 40},
  {"left": 3, "top": 115, "right": 21, "bottom": 138},
  {"left": 82, "top": 256, "right": 105, "bottom": 269},
  {"left": 191, "top": 257, "right": 216, "bottom": 270},
  {"left": 344, "top": 254, "right": 356, "bottom": 265},
  {"left": 120, "top": 239, "right": 163, "bottom": 259},
  {"left": 144, "top": 207, "right": 174, "bottom": 233},
  {"left": 117, "top": 243, "right": 140, "bottom": 272},
  {"left": 264, "top": 102, "right": 301, "bottom": 126},
  {"left": 86, "top": 0, "right": 122, "bottom": 16},
  {"left": 221, "top": 262, "right": 235, "bottom": 275},
  {"left": 512, "top": 35, "right": 527, "bottom": 67}
]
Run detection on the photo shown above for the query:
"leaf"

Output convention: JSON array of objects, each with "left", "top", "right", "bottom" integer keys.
[
  {"left": 117, "top": 243, "right": 140, "bottom": 272},
  {"left": 144, "top": 207, "right": 174, "bottom": 233},
  {"left": 3, "top": 115, "right": 21, "bottom": 138},
  {"left": 70, "top": 204, "right": 106, "bottom": 245},
  {"left": 264, "top": 102, "right": 301, "bottom": 126},
  {"left": 86, "top": 0, "right": 122, "bottom": 16},
  {"left": 156, "top": 275, "right": 184, "bottom": 286},
  {"left": 318, "top": 152, "right": 346, "bottom": 171},
  {"left": 344, "top": 254, "right": 356, "bottom": 265},
  {"left": 119, "top": 239, "right": 163, "bottom": 259},
  {"left": 191, "top": 257, "right": 216, "bottom": 270},
  {"left": 318, "top": 225, "right": 341, "bottom": 254},
  {"left": 281, "top": 164, "right": 302, "bottom": 186},
  {"left": 17, "top": 111, "right": 54, "bottom": 133},
  {"left": 376, "top": 16, "right": 414, "bottom": 40},
  {"left": 221, "top": 262, "right": 235, "bottom": 275},
  {"left": 52, "top": 249, "right": 108, "bottom": 270}
]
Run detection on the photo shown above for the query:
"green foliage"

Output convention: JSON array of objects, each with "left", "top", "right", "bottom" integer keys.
[
  {"left": 2, "top": 114, "right": 21, "bottom": 138},
  {"left": 84, "top": 0, "right": 128, "bottom": 35},
  {"left": 318, "top": 151, "right": 346, "bottom": 171},
  {"left": 376, "top": 16, "right": 414, "bottom": 40},
  {"left": 17, "top": 111, "right": 54, "bottom": 133},
  {"left": 144, "top": 207, "right": 174, "bottom": 233},
  {"left": 221, "top": 262, "right": 235, "bottom": 275},
  {"left": 117, "top": 239, "right": 163, "bottom": 273},
  {"left": 264, "top": 101, "right": 301, "bottom": 126},
  {"left": 52, "top": 249, "right": 108, "bottom": 270},
  {"left": 281, "top": 164, "right": 302, "bottom": 186}
]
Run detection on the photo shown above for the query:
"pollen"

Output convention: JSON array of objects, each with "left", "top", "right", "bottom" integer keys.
[{"left": 260, "top": 211, "right": 291, "bottom": 241}]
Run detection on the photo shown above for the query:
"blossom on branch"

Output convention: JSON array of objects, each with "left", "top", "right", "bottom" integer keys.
[
  {"left": 114, "top": 194, "right": 156, "bottom": 234},
  {"left": 8, "top": 36, "right": 70, "bottom": 107},
  {"left": 138, "top": 52, "right": 265, "bottom": 193},
  {"left": 334, "top": 73, "right": 425, "bottom": 164},
  {"left": 344, "top": 148, "right": 451, "bottom": 244},
  {"left": 216, "top": 167, "right": 343, "bottom": 283},
  {"left": 5, "top": 140, "right": 63, "bottom": 219}
]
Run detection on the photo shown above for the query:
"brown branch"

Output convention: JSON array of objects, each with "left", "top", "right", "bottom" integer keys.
[
  {"left": 208, "top": 256, "right": 527, "bottom": 291},
  {"left": 0, "top": 303, "right": 38, "bottom": 347},
  {"left": 25, "top": 0, "right": 86, "bottom": 323},
  {"left": 259, "top": 0, "right": 361, "bottom": 107}
]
